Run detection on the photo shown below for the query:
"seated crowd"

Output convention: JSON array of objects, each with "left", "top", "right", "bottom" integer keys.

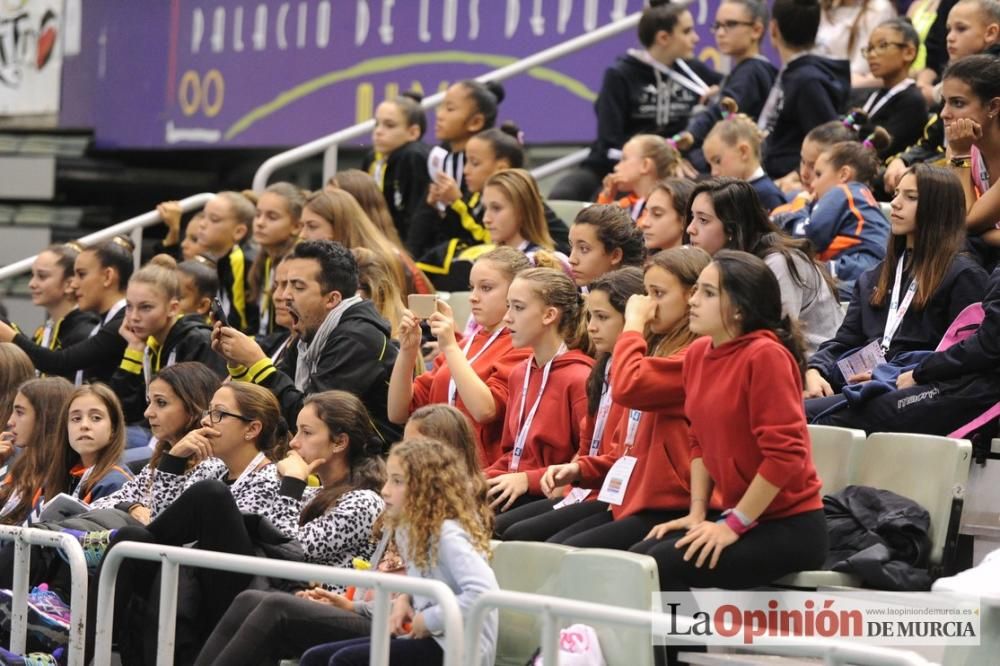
[{"left": 2, "top": 0, "right": 1000, "bottom": 664}]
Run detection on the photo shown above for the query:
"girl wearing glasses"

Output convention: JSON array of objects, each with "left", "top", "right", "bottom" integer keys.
[
  {"left": 816, "top": 0, "right": 898, "bottom": 88},
  {"left": 675, "top": 0, "right": 778, "bottom": 167},
  {"left": 861, "top": 18, "right": 927, "bottom": 160}
]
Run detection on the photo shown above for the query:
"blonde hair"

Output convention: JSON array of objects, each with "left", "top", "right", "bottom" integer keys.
[
  {"left": 327, "top": 170, "right": 404, "bottom": 248},
  {"left": 387, "top": 438, "right": 492, "bottom": 572},
  {"left": 704, "top": 98, "right": 764, "bottom": 161},
  {"left": 304, "top": 190, "right": 407, "bottom": 294},
  {"left": 250, "top": 182, "right": 305, "bottom": 302},
  {"left": 514, "top": 267, "right": 587, "bottom": 349},
  {"left": 628, "top": 134, "right": 681, "bottom": 179},
  {"left": 353, "top": 247, "right": 406, "bottom": 338},
  {"left": 129, "top": 254, "right": 181, "bottom": 300},
  {"left": 475, "top": 246, "right": 533, "bottom": 281},
  {"left": 483, "top": 169, "right": 554, "bottom": 250}
]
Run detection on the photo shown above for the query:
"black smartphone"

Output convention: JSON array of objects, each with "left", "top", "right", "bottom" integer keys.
[{"left": 210, "top": 297, "right": 228, "bottom": 324}]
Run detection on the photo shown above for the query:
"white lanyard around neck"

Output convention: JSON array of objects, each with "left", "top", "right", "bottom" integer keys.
[
  {"left": 448, "top": 326, "right": 505, "bottom": 406},
  {"left": 509, "top": 344, "right": 566, "bottom": 472},
  {"left": 227, "top": 451, "right": 268, "bottom": 496},
  {"left": 881, "top": 253, "right": 917, "bottom": 351},
  {"left": 629, "top": 49, "right": 709, "bottom": 96},
  {"left": 588, "top": 365, "right": 613, "bottom": 457},
  {"left": 75, "top": 299, "right": 126, "bottom": 386},
  {"left": 862, "top": 78, "right": 914, "bottom": 119},
  {"left": 142, "top": 347, "right": 178, "bottom": 388}
]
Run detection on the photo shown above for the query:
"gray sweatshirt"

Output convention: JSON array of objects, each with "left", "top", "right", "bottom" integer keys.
[{"left": 765, "top": 251, "right": 844, "bottom": 358}]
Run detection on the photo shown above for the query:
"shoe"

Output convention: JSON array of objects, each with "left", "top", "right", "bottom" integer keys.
[
  {"left": 60, "top": 528, "right": 115, "bottom": 572},
  {"left": 0, "top": 585, "right": 70, "bottom": 652},
  {"left": 0, "top": 646, "right": 63, "bottom": 665}
]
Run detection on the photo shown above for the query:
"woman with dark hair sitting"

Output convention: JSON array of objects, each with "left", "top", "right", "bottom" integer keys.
[{"left": 685, "top": 177, "right": 843, "bottom": 357}]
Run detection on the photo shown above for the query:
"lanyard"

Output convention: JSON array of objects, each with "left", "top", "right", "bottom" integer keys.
[
  {"left": 76, "top": 299, "right": 126, "bottom": 386},
  {"left": 448, "top": 326, "right": 505, "bottom": 406},
  {"left": 142, "top": 346, "right": 178, "bottom": 387},
  {"left": 70, "top": 466, "right": 96, "bottom": 501},
  {"left": 270, "top": 335, "right": 292, "bottom": 363},
  {"left": 588, "top": 366, "right": 613, "bottom": 456},
  {"left": 629, "top": 49, "right": 709, "bottom": 95},
  {"left": 881, "top": 254, "right": 917, "bottom": 351},
  {"left": 509, "top": 344, "right": 566, "bottom": 472},
  {"left": 228, "top": 451, "right": 268, "bottom": 496},
  {"left": 862, "top": 79, "right": 914, "bottom": 119},
  {"left": 623, "top": 409, "right": 643, "bottom": 454}
]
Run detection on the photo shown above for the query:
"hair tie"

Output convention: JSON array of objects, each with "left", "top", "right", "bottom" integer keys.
[
  {"left": 516, "top": 130, "right": 525, "bottom": 145},
  {"left": 841, "top": 111, "right": 860, "bottom": 132},
  {"left": 111, "top": 236, "right": 131, "bottom": 250},
  {"left": 666, "top": 134, "right": 681, "bottom": 150},
  {"left": 64, "top": 240, "right": 85, "bottom": 253},
  {"left": 862, "top": 133, "right": 876, "bottom": 150}
]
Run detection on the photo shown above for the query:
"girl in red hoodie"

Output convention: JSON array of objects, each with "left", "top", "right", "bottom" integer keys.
[
  {"left": 632, "top": 249, "right": 827, "bottom": 591},
  {"left": 494, "top": 267, "right": 645, "bottom": 539},
  {"left": 485, "top": 267, "right": 594, "bottom": 513},
  {"left": 538, "top": 247, "right": 714, "bottom": 549},
  {"left": 387, "top": 247, "right": 533, "bottom": 467}
]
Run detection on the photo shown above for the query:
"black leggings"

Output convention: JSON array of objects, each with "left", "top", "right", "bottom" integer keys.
[
  {"left": 494, "top": 497, "right": 608, "bottom": 541},
  {"left": 195, "top": 589, "right": 373, "bottom": 666},
  {"left": 552, "top": 509, "right": 691, "bottom": 549},
  {"left": 630, "top": 510, "right": 829, "bottom": 591},
  {"left": 87, "top": 479, "right": 258, "bottom": 665},
  {"left": 300, "top": 635, "right": 443, "bottom": 666}
]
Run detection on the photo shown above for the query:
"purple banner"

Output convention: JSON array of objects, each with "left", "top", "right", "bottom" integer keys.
[{"left": 61, "top": 0, "right": 760, "bottom": 150}]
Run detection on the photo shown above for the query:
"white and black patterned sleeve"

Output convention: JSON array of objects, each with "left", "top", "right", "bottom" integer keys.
[
  {"left": 296, "top": 489, "right": 384, "bottom": 566},
  {"left": 150, "top": 456, "right": 227, "bottom": 517},
  {"left": 257, "top": 474, "right": 320, "bottom": 538},
  {"left": 232, "top": 464, "right": 283, "bottom": 515},
  {"left": 88, "top": 465, "right": 154, "bottom": 511}
]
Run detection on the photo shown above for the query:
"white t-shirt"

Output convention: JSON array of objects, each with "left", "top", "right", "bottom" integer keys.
[{"left": 815, "top": 0, "right": 898, "bottom": 75}]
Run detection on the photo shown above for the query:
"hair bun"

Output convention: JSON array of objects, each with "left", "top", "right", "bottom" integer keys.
[
  {"left": 401, "top": 90, "right": 423, "bottom": 104},
  {"left": 275, "top": 417, "right": 290, "bottom": 439},
  {"left": 363, "top": 435, "right": 383, "bottom": 456},
  {"left": 484, "top": 81, "right": 506, "bottom": 105},
  {"left": 149, "top": 254, "right": 178, "bottom": 269},
  {"left": 110, "top": 235, "right": 135, "bottom": 252}
]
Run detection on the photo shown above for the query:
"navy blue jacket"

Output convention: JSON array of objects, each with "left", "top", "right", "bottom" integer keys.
[
  {"left": 685, "top": 56, "right": 777, "bottom": 145},
  {"left": 761, "top": 55, "right": 851, "bottom": 178}
]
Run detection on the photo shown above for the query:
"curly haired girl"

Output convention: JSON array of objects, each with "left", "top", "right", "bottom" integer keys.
[{"left": 300, "top": 437, "right": 498, "bottom": 666}]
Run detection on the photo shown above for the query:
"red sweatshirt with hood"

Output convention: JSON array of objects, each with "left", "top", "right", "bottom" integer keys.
[
  {"left": 576, "top": 332, "right": 701, "bottom": 518},
  {"left": 683, "top": 330, "right": 823, "bottom": 520},
  {"left": 486, "top": 349, "right": 594, "bottom": 495},
  {"left": 410, "top": 327, "right": 531, "bottom": 467}
]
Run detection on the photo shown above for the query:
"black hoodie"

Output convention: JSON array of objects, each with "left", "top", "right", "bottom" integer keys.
[
  {"left": 761, "top": 54, "right": 851, "bottom": 178},
  {"left": 235, "top": 299, "right": 401, "bottom": 447},
  {"left": 13, "top": 305, "right": 127, "bottom": 385},
  {"left": 112, "top": 314, "right": 227, "bottom": 423},
  {"left": 583, "top": 52, "right": 722, "bottom": 175},
  {"left": 361, "top": 141, "right": 432, "bottom": 243}
]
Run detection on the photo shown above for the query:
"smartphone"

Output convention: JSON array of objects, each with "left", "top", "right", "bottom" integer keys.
[
  {"left": 210, "top": 297, "right": 228, "bottom": 324},
  {"left": 408, "top": 294, "right": 438, "bottom": 319}
]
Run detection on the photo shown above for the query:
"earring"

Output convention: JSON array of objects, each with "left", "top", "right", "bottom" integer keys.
[{"left": 244, "top": 434, "right": 251, "bottom": 440}]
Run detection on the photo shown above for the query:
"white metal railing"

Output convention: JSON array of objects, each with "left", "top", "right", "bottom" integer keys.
[
  {"left": 464, "top": 590, "right": 935, "bottom": 666},
  {"left": 0, "top": 193, "right": 216, "bottom": 283},
  {"left": 0, "top": 526, "right": 89, "bottom": 666},
  {"left": 250, "top": 13, "right": 639, "bottom": 191},
  {"left": 93, "top": 542, "right": 463, "bottom": 666}
]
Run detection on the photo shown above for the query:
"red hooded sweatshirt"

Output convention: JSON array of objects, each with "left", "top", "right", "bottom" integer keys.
[
  {"left": 684, "top": 331, "right": 823, "bottom": 520},
  {"left": 410, "top": 327, "right": 531, "bottom": 467},
  {"left": 576, "top": 332, "right": 699, "bottom": 518},
  {"left": 486, "top": 348, "right": 594, "bottom": 495}
]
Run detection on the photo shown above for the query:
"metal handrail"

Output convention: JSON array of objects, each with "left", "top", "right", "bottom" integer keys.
[
  {"left": 0, "top": 526, "right": 89, "bottom": 666},
  {"left": 0, "top": 193, "right": 216, "bottom": 283},
  {"left": 464, "top": 590, "right": 934, "bottom": 666},
  {"left": 93, "top": 542, "right": 464, "bottom": 666},
  {"left": 250, "top": 12, "right": 639, "bottom": 191}
]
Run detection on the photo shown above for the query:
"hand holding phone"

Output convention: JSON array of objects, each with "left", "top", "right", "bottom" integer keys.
[
  {"left": 210, "top": 297, "right": 228, "bottom": 324},
  {"left": 407, "top": 294, "right": 437, "bottom": 319}
]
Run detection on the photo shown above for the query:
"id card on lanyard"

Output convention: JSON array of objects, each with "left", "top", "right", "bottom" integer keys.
[
  {"left": 598, "top": 409, "right": 643, "bottom": 506},
  {"left": 554, "top": 368, "right": 614, "bottom": 510},
  {"left": 881, "top": 254, "right": 917, "bottom": 351},
  {"left": 508, "top": 345, "right": 565, "bottom": 472},
  {"left": 862, "top": 79, "right": 914, "bottom": 118},
  {"left": 447, "top": 326, "right": 505, "bottom": 406}
]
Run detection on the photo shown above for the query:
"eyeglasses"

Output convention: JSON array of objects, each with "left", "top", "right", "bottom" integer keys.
[
  {"left": 711, "top": 20, "right": 755, "bottom": 32},
  {"left": 202, "top": 408, "right": 252, "bottom": 425},
  {"left": 861, "top": 42, "right": 908, "bottom": 57}
]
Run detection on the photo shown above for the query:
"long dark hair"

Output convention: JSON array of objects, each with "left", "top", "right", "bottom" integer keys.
[
  {"left": 47, "top": 383, "right": 127, "bottom": 502},
  {"left": 872, "top": 164, "right": 968, "bottom": 310},
  {"left": 688, "top": 177, "right": 837, "bottom": 296},
  {"left": 0, "top": 377, "right": 75, "bottom": 525},
  {"left": 298, "top": 390, "right": 386, "bottom": 525},
  {"left": 712, "top": 250, "right": 807, "bottom": 376},
  {"left": 151, "top": 362, "right": 222, "bottom": 460},
  {"left": 226, "top": 383, "right": 290, "bottom": 459},
  {"left": 585, "top": 267, "right": 645, "bottom": 415}
]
